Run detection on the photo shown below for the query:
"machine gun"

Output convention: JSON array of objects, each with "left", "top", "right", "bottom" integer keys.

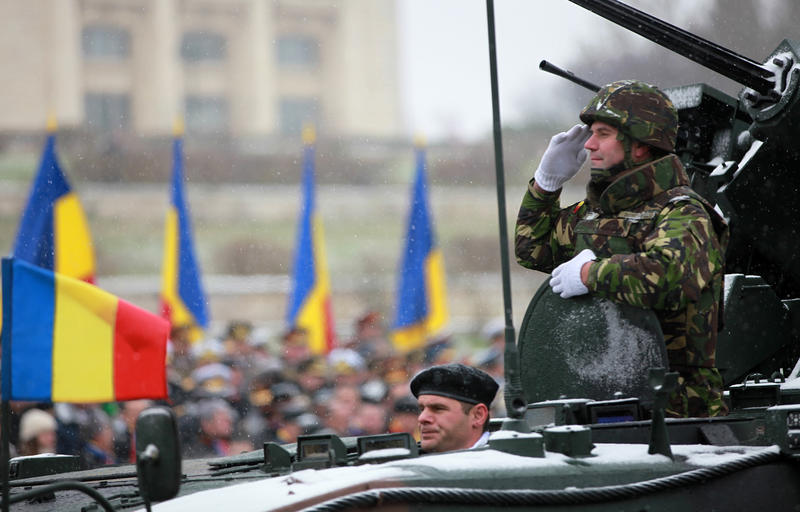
[
  {"left": 525, "top": 0, "right": 800, "bottom": 395},
  {"left": 566, "top": 0, "right": 800, "bottom": 301},
  {"left": 538, "top": 60, "right": 600, "bottom": 93}
]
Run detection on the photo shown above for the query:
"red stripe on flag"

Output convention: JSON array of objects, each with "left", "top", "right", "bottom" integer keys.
[
  {"left": 113, "top": 299, "right": 170, "bottom": 401},
  {"left": 160, "top": 299, "right": 172, "bottom": 324}
]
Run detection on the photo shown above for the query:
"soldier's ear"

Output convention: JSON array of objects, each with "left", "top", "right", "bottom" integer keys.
[
  {"left": 471, "top": 403, "right": 489, "bottom": 427},
  {"left": 631, "top": 141, "right": 652, "bottom": 163}
]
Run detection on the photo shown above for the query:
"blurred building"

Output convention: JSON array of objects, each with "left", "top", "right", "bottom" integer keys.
[{"left": 0, "top": 0, "right": 402, "bottom": 141}]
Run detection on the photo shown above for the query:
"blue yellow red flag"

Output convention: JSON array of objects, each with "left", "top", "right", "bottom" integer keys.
[
  {"left": 12, "top": 132, "right": 95, "bottom": 282},
  {"left": 392, "top": 145, "right": 449, "bottom": 351},
  {"left": 287, "top": 127, "right": 336, "bottom": 354},
  {"left": 1, "top": 258, "right": 169, "bottom": 403},
  {"left": 160, "top": 129, "right": 209, "bottom": 341}
]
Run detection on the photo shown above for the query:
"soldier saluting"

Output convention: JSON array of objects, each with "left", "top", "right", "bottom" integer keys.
[{"left": 515, "top": 80, "right": 728, "bottom": 418}]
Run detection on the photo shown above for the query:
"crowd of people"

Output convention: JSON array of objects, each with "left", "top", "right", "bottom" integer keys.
[
  {"left": 7, "top": 77, "right": 725, "bottom": 470},
  {"left": 4, "top": 312, "right": 506, "bottom": 468}
]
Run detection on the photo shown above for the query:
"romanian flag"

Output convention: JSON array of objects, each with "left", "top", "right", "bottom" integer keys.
[
  {"left": 287, "top": 127, "right": 336, "bottom": 354},
  {"left": 12, "top": 129, "right": 95, "bottom": 283},
  {"left": 392, "top": 145, "right": 449, "bottom": 351},
  {"left": 160, "top": 128, "right": 209, "bottom": 341},
  {"left": 1, "top": 258, "right": 169, "bottom": 403}
]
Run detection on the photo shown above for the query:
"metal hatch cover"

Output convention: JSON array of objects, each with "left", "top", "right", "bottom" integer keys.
[{"left": 518, "top": 281, "right": 668, "bottom": 405}]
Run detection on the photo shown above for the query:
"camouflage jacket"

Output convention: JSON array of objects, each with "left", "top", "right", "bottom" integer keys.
[{"left": 515, "top": 154, "right": 728, "bottom": 370}]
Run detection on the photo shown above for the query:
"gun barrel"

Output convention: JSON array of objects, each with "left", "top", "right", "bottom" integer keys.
[
  {"left": 568, "top": 0, "right": 775, "bottom": 96},
  {"left": 539, "top": 60, "right": 601, "bottom": 92}
]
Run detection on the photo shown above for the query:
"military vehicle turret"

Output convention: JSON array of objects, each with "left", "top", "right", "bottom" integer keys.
[{"left": 3, "top": 1, "right": 800, "bottom": 510}]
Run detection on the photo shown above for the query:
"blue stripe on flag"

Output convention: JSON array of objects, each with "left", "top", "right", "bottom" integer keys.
[
  {"left": 13, "top": 135, "right": 71, "bottom": 269},
  {"left": 172, "top": 138, "right": 209, "bottom": 328},
  {"left": 10, "top": 259, "right": 55, "bottom": 401},
  {"left": 394, "top": 148, "right": 434, "bottom": 328},
  {"left": 287, "top": 145, "right": 317, "bottom": 325}
]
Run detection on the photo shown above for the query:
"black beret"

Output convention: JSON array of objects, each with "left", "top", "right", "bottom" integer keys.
[{"left": 410, "top": 363, "right": 499, "bottom": 407}]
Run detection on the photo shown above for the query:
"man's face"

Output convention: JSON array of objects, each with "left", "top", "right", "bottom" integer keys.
[
  {"left": 203, "top": 409, "right": 233, "bottom": 439},
  {"left": 584, "top": 121, "right": 625, "bottom": 169},
  {"left": 417, "top": 394, "right": 475, "bottom": 453},
  {"left": 36, "top": 429, "right": 57, "bottom": 454}
]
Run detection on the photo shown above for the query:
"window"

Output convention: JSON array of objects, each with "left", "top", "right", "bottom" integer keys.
[
  {"left": 181, "top": 31, "right": 227, "bottom": 63},
  {"left": 82, "top": 26, "right": 130, "bottom": 59},
  {"left": 85, "top": 93, "right": 130, "bottom": 133},
  {"left": 279, "top": 98, "right": 319, "bottom": 136},
  {"left": 185, "top": 96, "right": 229, "bottom": 134},
  {"left": 276, "top": 35, "right": 319, "bottom": 68}
]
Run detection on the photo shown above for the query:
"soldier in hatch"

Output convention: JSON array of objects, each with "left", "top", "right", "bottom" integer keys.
[
  {"left": 515, "top": 80, "right": 728, "bottom": 418},
  {"left": 410, "top": 363, "right": 499, "bottom": 453}
]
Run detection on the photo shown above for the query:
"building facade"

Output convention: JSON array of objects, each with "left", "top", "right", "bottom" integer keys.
[{"left": 0, "top": 0, "right": 402, "bottom": 140}]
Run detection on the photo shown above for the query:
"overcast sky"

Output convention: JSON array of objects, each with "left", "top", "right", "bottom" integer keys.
[
  {"left": 396, "top": 0, "right": 709, "bottom": 142},
  {"left": 398, "top": 0, "right": 578, "bottom": 141}
]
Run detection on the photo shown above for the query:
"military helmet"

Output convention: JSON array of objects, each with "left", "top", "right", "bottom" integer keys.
[{"left": 579, "top": 80, "right": 678, "bottom": 152}]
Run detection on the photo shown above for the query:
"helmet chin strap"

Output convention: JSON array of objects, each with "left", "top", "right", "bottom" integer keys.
[{"left": 620, "top": 133, "right": 637, "bottom": 169}]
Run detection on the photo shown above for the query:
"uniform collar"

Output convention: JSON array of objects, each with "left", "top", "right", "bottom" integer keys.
[
  {"left": 591, "top": 154, "right": 688, "bottom": 214},
  {"left": 470, "top": 431, "right": 491, "bottom": 449}
]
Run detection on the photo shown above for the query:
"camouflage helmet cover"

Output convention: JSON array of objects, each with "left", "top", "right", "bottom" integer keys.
[{"left": 579, "top": 80, "right": 678, "bottom": 152}]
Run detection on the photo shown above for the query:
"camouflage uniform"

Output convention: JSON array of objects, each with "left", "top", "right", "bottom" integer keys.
[{"left": 516, "top": 80, "right": 729, "bottom": 418}]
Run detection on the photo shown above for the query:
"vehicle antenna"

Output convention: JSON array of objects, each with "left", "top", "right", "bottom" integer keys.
[
  {"left": 1, "top": 259, "right": 12, "bottom": 512},
  {"left": 485, "top": 0, "right": 528, "bottom": 428}
]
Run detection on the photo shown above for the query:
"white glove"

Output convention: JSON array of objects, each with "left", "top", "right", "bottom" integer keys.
[
  {"left": 550, "top": 249, "right": 596, "bottom": 298},
  {"left": 534, "top": 124, "right": 590, "bottom": 192}
]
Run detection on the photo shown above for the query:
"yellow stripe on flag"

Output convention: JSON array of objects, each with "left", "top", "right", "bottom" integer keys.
[
  {"left": 160, "top": 208, "right": 198, "bottom": 336},
  {"left": 391, "top": 249, "right": 448, "bottom": 352},
  {"left": 391, "top": 323, "right": 430, "bottom": 352},
  {"left": 297, "top": 214, "right": 333, "bottom": 354},
  {"left": 161, "top": 209, "right": 179, "bottom": 306},
  {"left": 424, "top": 249, "right": 448, "bottom": 333},
  {"left": 52, "top": 273, "right": 116, "bottom": 402},
  {"left": 297, "top": 285, "right": 328, "bottom": 354},
  {"left": 54, "top": 192, "right": 95, "bottom": 280}
]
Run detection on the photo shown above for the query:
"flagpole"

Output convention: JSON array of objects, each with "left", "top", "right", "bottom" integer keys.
[
  {"left": 1, "top": 400, "right": 9, "bottom": 512},
  {"left": 485, "top": 0, "right": 528, "bottom": 424},
  {"left": 1, "top": 258, "right": 13, "bottom": 512}
]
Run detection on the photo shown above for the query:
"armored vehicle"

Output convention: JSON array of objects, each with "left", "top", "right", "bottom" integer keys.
[{"left": 3, "top": 0, "right": 800, "bottom": 510}]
